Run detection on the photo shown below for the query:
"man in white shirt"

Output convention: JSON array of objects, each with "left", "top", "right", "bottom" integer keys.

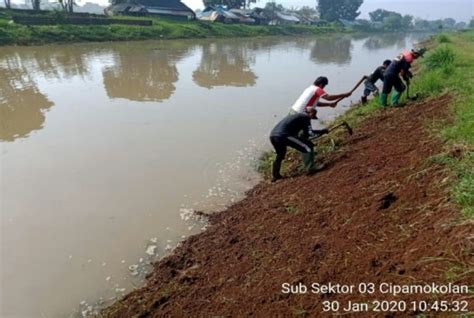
[{"left": 290, "top": 76, "right": 351, "bottom": 114}]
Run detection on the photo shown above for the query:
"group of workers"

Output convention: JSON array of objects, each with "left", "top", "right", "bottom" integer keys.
[{"left": 269, "top": 48, "right": 425, "bottom": 182}]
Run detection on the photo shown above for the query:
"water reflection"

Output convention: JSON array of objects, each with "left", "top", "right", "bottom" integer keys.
[
  {"left": 0, "top": 46, "right": 92, "bottom": 80},
  {"left": 0, "top": 58, "right": 53, "bottom": 141},
  {"left": 193, "top": 42, "right": 257, "bottom": 88},
  {"left": 47, "top": 48, "right": 91, "bottom": 79},
  {"left": 310, "top": 36, "right": 352, "bottom": 65},
  {"left": 363, "top": 33, "right": 407, "bottom": 51},
  {"left": 103, "top": 44, "right": 192, "bottom": 102}
]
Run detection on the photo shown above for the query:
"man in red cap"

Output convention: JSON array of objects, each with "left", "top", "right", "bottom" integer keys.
[{"left": 380, "top": 49, "right": 423, "bottom": 106}]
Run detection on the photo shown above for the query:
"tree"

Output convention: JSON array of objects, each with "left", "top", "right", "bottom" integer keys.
[
  {"left": 442, "top": 18, "right": 456, "bottom": 28},
  {"left": 383, "top": 15, "right": 402, "bottom": 31},
  {"left": 317, "top": 0, "right": 363, "bottom": 22},
  {"left": 429, "top": 19, "right": 443, "bottom": 30},
  {"left": 31, "top": 0, "right": 41, "bottom": 10},
  {"left": 263, "top": 2, "right": 284, "bottom": 12},
  {"left": 455, "top": 21, "right": 466, "bottom": 29},
  {"left": 352, "top": 19, "right": 373, "bottom": 32},
  {"left": 4, "top": 0, "right": 11, "bottom": 9},
  {"left": 369, "top": 9, "right": 401, "bottom": 22},
  {"left": 59, "top": 0, "right": 75, "bottom": 12},
  {"left": 470, "top": 18, "right": 474, "bottom": 28},
  {"left": 297, "top": 6, "right": 317, "bottom": 19},
  {"left": 263, "top": 2, "right": 284, "bottom": 20},
  {"left": 414, "top": 18, "right": 430, "bottom": 30},
  {"left": 401, "top": 15, "right": 413, "bottom": 29}
]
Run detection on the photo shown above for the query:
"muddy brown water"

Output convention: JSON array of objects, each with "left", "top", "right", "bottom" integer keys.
[{"left": 0, "top": 33, "right": 429, "bottom": 317}]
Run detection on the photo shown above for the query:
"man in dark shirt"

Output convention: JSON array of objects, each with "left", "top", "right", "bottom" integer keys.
[
  {"left": 361, "top": 60, "right": 391, "bottom": 104},
  {"left": 380, "top": 49, "right": 421, "bottom": 106},
  {"left": 269, "top": 107, "right": 328, "bottom": 182}
]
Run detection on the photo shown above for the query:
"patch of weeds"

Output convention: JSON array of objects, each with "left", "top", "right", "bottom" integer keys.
[
  {"left": 453, "top": 168, "right": 474, "bottom": 217},
  {"left": 285, "top": 203, "right": 299, "bottom": 215},
  {"left": 251, "top": 249, "right": 266, "bottom": 261},
  {"left": 257, "top": 148, "right": 306, "bottom": 179},
  {"left": 424, "top": 45, "right": 456, "bottom": 69},
  {"left": 427, "top": 153, "right": 457, "bottom": 166},
  {"left": 292, "top": 308, "right": 308, "bottom": 316},
  {"left": 256, "top": 150, "right": 274, "bottom": 177},
  {"left": 437, "top": 33, "right": 451, "bottom": 43},
  {"left": 445, "top": 265, "right": 474, "bottom": 282}
]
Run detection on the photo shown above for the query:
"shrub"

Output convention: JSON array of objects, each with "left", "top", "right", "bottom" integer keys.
[
  {"left": 437, "top": 33, "right": 451, "bottom": 43},
  {"left": 424, "top": 45, "right": 455, "bottom": 69}
]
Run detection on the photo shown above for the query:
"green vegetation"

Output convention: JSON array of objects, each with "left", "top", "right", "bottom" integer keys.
[
  {"left": 0, "top": 10, "right": 344, "bottom": 46},
  {"left": 411, "top": 32, "right": 474, "bottom": 217},
  {"left": 317, "top": 0, "right": 363, "bottom": 22},
  {"left": 436, "top": 33, "right": 451, "bottom": 43}
]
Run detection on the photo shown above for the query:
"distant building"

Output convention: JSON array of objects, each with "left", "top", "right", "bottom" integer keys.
[
  {"left": 247, "top": 7, "right": 271, "bottom": 25},
  {"left": 197, "top": 6, "right": 241, "bottom": 23},
  {"left": 296, "top": 14, "right": 322, "bottom": 25},
  {"left": 75, "top": 2, "right": 107, "bottom": 15},
  {"left": 269, "top": 11, "right": 300, "bottom": 25},
  {"left": 106, "top": 0, "right": 195, "bottom": 20},
  {"left": 229, "top": 9, "right": 256, "bottom": 24}
]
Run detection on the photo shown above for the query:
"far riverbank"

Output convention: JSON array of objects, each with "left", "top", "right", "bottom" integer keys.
[{"left": 0, "top": 10, "right": 347, "bottom": 46}]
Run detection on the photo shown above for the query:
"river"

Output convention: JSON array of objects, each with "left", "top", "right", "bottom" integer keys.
[{"left": 0, "top": 33, "right": 428, "bottom": 317}]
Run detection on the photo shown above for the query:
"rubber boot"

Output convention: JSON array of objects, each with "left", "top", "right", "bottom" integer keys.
[
  {"left": 271, "top": 160, "right": 282, "bottom": 182},
  {"left": 379, "top": 93, "right": 388, "bottom": 107},
  {"left": 361, "top": 95, "right": 368, "bottom": 104},
  {"left": 302, "top": 152, "right": 314, "bottom": 170},
  {"left": 302, "top": 151, "right": 324, "bottom": 175},
  {"left": 391, "top": 91, "right": 402, "bottom": 106}
]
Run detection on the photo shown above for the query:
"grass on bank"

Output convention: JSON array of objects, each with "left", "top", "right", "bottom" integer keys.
[
  {"left": 412, "top": 32, "right": 474, "bottom": 217},
  {"left": 259, "top": 31, "right": 474, "bottom": 218},
  {"left": 0, "top": 10, "right": 344, "bottom": 46}
]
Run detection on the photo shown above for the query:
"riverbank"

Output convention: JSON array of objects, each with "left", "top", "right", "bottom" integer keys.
[
  {"left": 0, "top": 10, "right": 344, "bottom": 46},
  {"left": 99, "top": 32, "right": 474, "bottom": 316}
]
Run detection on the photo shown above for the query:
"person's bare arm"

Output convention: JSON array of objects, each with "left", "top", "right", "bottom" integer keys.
[{"left": 321, "top": 92, "right": 351, "bottom": 101}]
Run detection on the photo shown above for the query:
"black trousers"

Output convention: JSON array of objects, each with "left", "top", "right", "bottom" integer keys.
[
  {"left": 382, "top": 74, "right": 406, "bottom": 94},
  {"left": 269, "top": 135, "right": 313, "bottom": 177}
]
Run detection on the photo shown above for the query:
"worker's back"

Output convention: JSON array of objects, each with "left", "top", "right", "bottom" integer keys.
[{"left": 270, "top": 113, "right": 310, "bottom": 138}]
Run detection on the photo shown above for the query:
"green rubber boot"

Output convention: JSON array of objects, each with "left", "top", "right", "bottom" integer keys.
[
  {"left": 302, "top": 151, "right": 326, "bottom": 175},
  {"left": 302, "top": 151, "right": 314, "bottom": 168},
  {"left": 391, "top": 91, "right": 402, "bottom": 106},
  {"left": 379, "top": 93, "right": 388, "bottom": 107}
]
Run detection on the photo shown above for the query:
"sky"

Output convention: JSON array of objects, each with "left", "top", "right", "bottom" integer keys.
[{"left": 9, "top": 0, "right": 474, "bottom": 22}]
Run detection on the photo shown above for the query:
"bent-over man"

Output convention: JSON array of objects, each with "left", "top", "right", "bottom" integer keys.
[
  {"left": 270, "top": 107, "right": 328, "bottom": 182},
  {"left": 361, "top": 59, "right": 392, "bottom": 104},
  {"left": 380, "top": 49, "right": 423, "bottom": 106}
]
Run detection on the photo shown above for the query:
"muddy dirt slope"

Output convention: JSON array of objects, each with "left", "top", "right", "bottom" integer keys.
[{"left": 103, "top": 95, "right": 473, "bottom": 317}]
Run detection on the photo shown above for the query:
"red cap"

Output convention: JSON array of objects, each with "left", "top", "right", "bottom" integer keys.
[{"left": 402, "top": 51, "right": 414, "bottom": 63}]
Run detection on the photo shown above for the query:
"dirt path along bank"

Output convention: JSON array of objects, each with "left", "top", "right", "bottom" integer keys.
[{"left": 102, "top": 95, "right": 473, "bottom": 317}]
